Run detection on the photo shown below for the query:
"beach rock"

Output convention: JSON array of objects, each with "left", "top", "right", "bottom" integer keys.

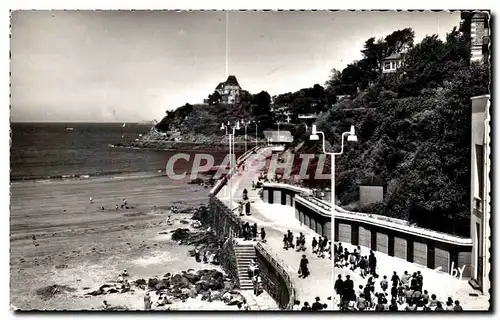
[
  {"left": 227, "top": 293, "right": 245, "bottom": 305},
  {"left": 155, "top": 279, "right": 169, "bottom": 290},
  {"left": 208, "top": 277, "right": 224, "bottom": 290},
  {"left": 201, "top": 291, "right": 212, "bottom": 301},
  {"left": 211, "top": 290, "right": 222, "bottom": 301},
  {"left": 223, "top": 281, "right": 237, "bottom": 292},
  {"left": 195, "top": 280, "right": 210, "bottom": 292},
  {"left": 181, "top": 288, "right": 191, "bottom": 296},
  {"left": 148, "top": 278, "right": 159, "bottom": 289},
  {"left": 163, "top": 272, "right": 171, "bottom": 278},
  {"left": 134, "top": 279, "right": 147, "bottom": 286},
  {"left": 170, "top": 274, "right": 190, "bottom": 289},
  {"left": 171, "top": 228, "right": 190, "bottom": 241},
  {"left": 183, "top": 272, "right": 200, "bottom": 284},
  {"left": 36, "top": 285, "right": 76, "bottom": 300},
  {"left": 188, "top": 287, "right": 198, "bottom": 298}
]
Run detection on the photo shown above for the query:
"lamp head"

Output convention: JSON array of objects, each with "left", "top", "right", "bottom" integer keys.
[
  {"left": 347, "top": 125, "right": 357, "bottom": 142},
  {"left": 312, "top": 124, "right": 317, "bottom": 135},
  {"left": 347, "top": 134, "right": 358, "bottom": 142},
  {"left": 220, "top": 123, "right": 226, "bottom": 130},
  {"left": 309, "top": 134, "right": 320, "bottom": 141},
  {"left": 235, "top": 121, "right": 240, "bottom": 130}
]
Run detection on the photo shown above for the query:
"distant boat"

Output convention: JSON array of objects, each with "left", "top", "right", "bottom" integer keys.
[
  {"left": 122, "top": 123, "right": 126, "bottom": 128},
  {"left": 66, "top": 127, "right": 74, "bottom": 131},
  {"left": 138, "top": 134, "right": 143, "bottom": 137}
]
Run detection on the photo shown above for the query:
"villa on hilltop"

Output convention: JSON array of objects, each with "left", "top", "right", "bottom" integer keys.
[{"left": 215, "top": 75, "right": 242, "bottom": 104}]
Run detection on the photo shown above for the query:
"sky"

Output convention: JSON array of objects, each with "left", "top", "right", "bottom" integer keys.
[{"left": 10, "top": 10, "right": 461, "bottom": 123}]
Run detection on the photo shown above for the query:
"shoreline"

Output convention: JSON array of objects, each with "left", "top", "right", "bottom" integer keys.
[{"left": 10, "top": 174, "right": 242, "bottom": 310}]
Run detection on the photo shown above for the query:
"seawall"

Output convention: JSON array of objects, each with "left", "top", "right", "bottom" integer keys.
[{"left": 202, "top": 147, "right": 296, "bottom": 310}]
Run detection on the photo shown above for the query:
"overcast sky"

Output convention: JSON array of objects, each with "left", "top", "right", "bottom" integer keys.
[{"left": 11, "top": 10, "right": 460, "bottom": 122}]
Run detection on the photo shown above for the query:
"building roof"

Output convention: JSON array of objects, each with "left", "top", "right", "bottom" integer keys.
[
  {"left": 225, "top": 75, "right": 240, "bottom": 87},
  {"left": 263, "top": 130, "right": 293, "bottom": 143},
  {"left": 383, "top": 52, "right": 403, "bottom": 61},
  {"left": 215, "top": 75, "right": 241, "bottom": 91}
]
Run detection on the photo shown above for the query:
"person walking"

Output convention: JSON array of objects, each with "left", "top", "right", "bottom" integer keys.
[
  {"left": 312, "top": 237, "right": 318, "bottom": 254},
  {"left": 144, "top": 292, "right": 152, "bottom": 310},
  {"left": 283, "top": 234, "right": 289, "bottom": 250},
  {"left": 368, "top": 251, "right": 377, "bottom": 275},
  {"left": 251, "top": 223, "right": 258, "bottom": 240},
  {"left": 260, "top": 227, "right": 266, "bottom": 243},
  {"left": 299, "top": 255, "right": 309, "bottom": 278},
  {"left": 334, "top": 275, "right": 344, "bottom": 298}
]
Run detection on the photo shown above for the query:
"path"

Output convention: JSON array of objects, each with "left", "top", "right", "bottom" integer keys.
[{"left": 217, "top": 147, "right": 335, "bottom": 310}]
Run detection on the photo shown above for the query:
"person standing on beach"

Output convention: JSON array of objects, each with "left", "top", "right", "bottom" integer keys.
[
  {"left": 115, "top": 204, "right": 119, "bottom": 210},
  {"left": 89, "top": 197, "right": 93, "bottom": 204},
  {"left": 144, "top": 292, "right": 152, "bottom": 310},
  {"left": 31, "top": 234, "right": 36, "bottom": 246}
]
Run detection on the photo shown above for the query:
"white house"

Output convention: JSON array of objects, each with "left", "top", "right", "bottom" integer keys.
[{"left": 469, "top": 94, "right": 490, "bottom": 296}]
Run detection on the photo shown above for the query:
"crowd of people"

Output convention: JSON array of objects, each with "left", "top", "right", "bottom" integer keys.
[{"left": 331, "top": 243, "right": 464, "bottom": 311}]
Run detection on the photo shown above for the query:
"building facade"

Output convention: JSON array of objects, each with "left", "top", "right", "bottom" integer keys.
[
  {"left": 215, "top": 75, "right": 241, "bottom": 104},
  {"left": 469, "top": 94, "right": 490, "bottom": 296},
  {"left": 460, "top": 12, "right": 490, "bottom": 64},
  {"left": 382, "top": 52, "right": 404, "bottom": 74}
]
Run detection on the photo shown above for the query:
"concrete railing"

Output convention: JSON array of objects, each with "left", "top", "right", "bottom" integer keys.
[
  {"left": 208, "top": 146, "right": 296, "bottom": 310},
  {"left": 255, "top": 242, "right": 296, "bottom": 310},
  {"left": 264, "top": 182, "right": 472, "bottom": 246},
  {"left": 295, "top": 195, "right": 472, "bottom": 246}
]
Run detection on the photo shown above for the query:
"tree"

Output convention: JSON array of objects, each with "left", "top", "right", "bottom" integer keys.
[{"left": 207, "top": 91, "right": 222, "bottom": 105}]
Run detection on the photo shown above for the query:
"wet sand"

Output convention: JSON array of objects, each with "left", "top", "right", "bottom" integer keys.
[{"left": 10, "top": 176, "right": 236, "bottom": 311}]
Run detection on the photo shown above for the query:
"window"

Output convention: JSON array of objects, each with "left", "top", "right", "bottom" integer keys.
[
  {"left": 384, "top": 61, "right": 391, "bottom": 70},
  {"left": 476, "top": 144, "right": 484, "bottom": 201}
]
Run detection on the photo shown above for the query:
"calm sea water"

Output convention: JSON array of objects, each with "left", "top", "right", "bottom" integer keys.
[{"left": 10, "top": 123, "right": 229, "bottom": 181}]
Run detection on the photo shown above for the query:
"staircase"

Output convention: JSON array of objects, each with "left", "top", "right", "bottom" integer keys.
[{"left": 234, "top": 242, "right": 257, "bottom": 290}]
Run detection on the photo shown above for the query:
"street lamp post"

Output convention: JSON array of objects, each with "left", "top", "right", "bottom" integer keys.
[
  {"left": 241, "top": 120, "right": 252, "bottom": 153},
  {"left": 220, "top": 121, "right": 240, "bottom": 210},
  {"left": 309, "top": 124, "right": 357, "bottom": 310},
  {"left": 253, "top": 120, "right": 260, "bottom": 148}
]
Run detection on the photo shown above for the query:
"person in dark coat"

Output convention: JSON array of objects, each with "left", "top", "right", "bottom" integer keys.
[
  {"left": 299, "top": 255, "right": 309, "bottom": 278},
  {"left": 245, "top": 201, "right": 251, "bottom": 215},
  {"left": 334, "top": 274, "right": 344, "bottom": 297},
  {"left": 283, "top": 234, "right": 289, "bottom": 250},
  {"left": 391, "top": 271, "right": 400, "bottom": 288},
  {"left": 368, "top": 251, "right": 377, "bottom": 275},
  {"left": 416, "top": 271, "right": 423, "bottom": 291},
  {"left": 410, "top": 273, "right": 418, "bottom": 291},
  {"left": 301, "top": 302, "right": 311, "bottom": 311},
  {"left": 251, "top": 223, "right": 258, "bottom": 239},
  {"left": 344, "top": 275, "right": 354, "bottom": 292},
  {"left": 260, "top": 227, "right": 266, "bottom": 242},
  {"left": 311, "top": 297, "right": 323, "bottom": 311},
  {"left": 312, "top": 237, "right": 318, "bottom": 253}
]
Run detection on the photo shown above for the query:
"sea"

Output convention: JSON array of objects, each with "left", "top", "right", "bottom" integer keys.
[{"left": 10, "top": 123, "right": 230, "bottom": 182}]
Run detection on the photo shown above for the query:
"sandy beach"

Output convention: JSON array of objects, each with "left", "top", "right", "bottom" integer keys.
[{"left": 10, "top": 175, "right": 238, "bottom": 311}]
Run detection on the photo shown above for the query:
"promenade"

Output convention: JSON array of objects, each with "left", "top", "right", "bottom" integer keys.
[
  {"left": 215, "top": 147, "right": 490, "bottom": 311},
  {"left": 217, "top": 147, "right": 336, "bottom": 309}
]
